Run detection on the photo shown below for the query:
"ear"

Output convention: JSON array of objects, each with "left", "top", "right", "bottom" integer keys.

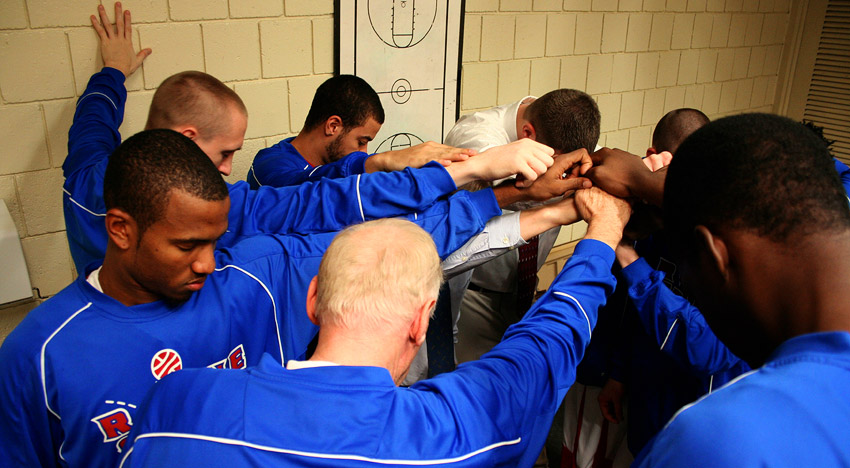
[
  {"left": 176, "top": 126, "right": 200, "bottom": 141},
  {"left": 646, "top": 147, "right": 657, "bottom": 157},
  {"left": 409, "top": 298, "right": 436, "bottom": 346},
  {"left": 520, "top": 121, "right": 536, "bottom": 140},
  {"left": 306, "top": 276, "right": 320, "bottom": 326},
  {"left": 104, "top": 208, "right": 136, "bottom": 251},
  {"left": 324, "top": 116, "right": 343, "bottom": 137},
  {"left": 693, "top": 225, "right": 730, "bottom": 281}
]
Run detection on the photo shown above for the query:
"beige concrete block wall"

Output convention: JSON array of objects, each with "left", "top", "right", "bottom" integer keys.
[
  {"left": 0, "top": 0, "right": 791, "bottom": 342},
  {"left": 461, "top": 0, "right": 790, "bottom": 250}
]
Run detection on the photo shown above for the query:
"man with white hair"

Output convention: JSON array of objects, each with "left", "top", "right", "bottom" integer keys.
[{"left": 119, "top": 187, "right": 631, "bottom": 468}]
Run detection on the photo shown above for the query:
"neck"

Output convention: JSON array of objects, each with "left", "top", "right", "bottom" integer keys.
[
  {"left": 309, "top": 326, "right": 416, "bottom": 385},
  {"left": 98, "top": 248, "right": 159, "bottom": 307},
  {"left": 291, "top": 129, "right": 327, "bottom": 167},
  {"left": 737, "top": 231, "right": 850, "bottom": 344}
]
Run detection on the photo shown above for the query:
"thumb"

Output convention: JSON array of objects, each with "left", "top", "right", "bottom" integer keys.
[{"left": 137, "top": 48, "right": 152, "bottom": 61}]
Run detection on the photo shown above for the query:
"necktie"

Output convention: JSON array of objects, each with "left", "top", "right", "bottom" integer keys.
[{"left": 516, "top": 235, "right": 539, "bottom": 315}]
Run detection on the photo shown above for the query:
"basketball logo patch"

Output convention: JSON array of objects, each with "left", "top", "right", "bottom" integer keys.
[{"left": 151, "top": 348, "right": 183, "bottom": 380}]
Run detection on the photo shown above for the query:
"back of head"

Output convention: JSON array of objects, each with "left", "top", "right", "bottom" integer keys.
[
  {"left": 145, "top": 71, "right": 247, "bottom": 137},
  {"left": 302, "top": 75, "right": 385, "bottom": 132},
  {"left": 315, "top": 219, "right": 442, "bottom": 331},
  {"left": 663, "top": 113, "right": 850, "bottom": 250},
  {"left": 103, "top": 129, "right": 229, "bottom": 233},
  {"left": 525, "top": 89, "right": 600, "bottom": 153},
  {"left": 652, "top": 108, "right": 710, "bottom": 154}
]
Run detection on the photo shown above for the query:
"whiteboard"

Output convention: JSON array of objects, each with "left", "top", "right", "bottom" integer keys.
[{"left": 338, "top": 0, "right": 464, "bottom": 151}]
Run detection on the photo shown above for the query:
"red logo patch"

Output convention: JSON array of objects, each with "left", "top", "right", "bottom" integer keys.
[{"left": 151, "top": 348, "right": 183, "bottom": 380}]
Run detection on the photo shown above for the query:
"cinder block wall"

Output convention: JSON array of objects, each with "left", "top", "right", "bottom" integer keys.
[{"left": 0, "top": 0, "right": 791, "bottom": 342}]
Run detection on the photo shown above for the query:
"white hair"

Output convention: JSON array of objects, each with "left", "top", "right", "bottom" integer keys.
[{"left": 315, "top": 218, "right": 443, "bottom": 331}]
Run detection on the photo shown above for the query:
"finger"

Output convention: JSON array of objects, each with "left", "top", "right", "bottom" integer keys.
[
  {"left": 439, "top": 159, "right": 452, "bottom": 167},
  {"left": 559, "top": 177, "right": 592, "bottom": 191},
  {"left": 90, "top": 14, "right": 107, "bottom": 39},
  {"left": 124, "top": 9, "right": 133, "bottom": 38},
  {"left": 136, "top": 48, "right": 152, "bottom": 62},
  {"left": 114, "top": 2, "right": 125, "bottom": 37},
  {"left": 443, "top": 151, "right": 470, "bottom": 163},
  {"left": 527, "top": 155, "right": 550, "bottom": 177},
  {"left": 97, "top": 4, "right": 112, "bottom": 37},
  {"left": 577, "top": 152, "right": 593, "bottom": 175},
  {"left": 515, "top": 165, "right": 539, "bottom": 187},
  {"left": 599, "top": 403, "right": 617, "bottom": 424}
]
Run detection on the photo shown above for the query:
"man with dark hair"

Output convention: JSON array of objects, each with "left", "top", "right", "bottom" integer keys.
[
  {"left": 590, "top": 113, "right": 850, "bottom": 466},
  {"left": 247, "top": 74, "right": 475, "bottom": 189},
  {"left": 2, "top": 129, "right": 325, "bottom": 468},
  {"left": 118, "top": 187, "right": 632, "bottom": 468},
  {"left": 446, "top": 89, "right": 600, "bottom": 367},
  {"left": 62, "top": 4, "right": 518, "bottom": 273},
  {"left": 523, "top": 89, "right": 601, "bottom": 155},
  {"left": 650, "top": 108, "right": 709, "bottom": 154}
]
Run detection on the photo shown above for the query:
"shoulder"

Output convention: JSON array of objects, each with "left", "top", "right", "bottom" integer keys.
[{"left": 254, "top": 138, "right": 304, "bottom": 166}]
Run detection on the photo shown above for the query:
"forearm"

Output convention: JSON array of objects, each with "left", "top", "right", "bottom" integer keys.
[
  {"left": 64, "top": 68, "right": 127, "bottom": 176},
  {"left": 226, "top": 163, "right": 459, "bottom": 240},
  {"left": 622, "top": 258, "right": 749, "bottom": 375},
  {"left": 441, "top": 211, "right": 522, "bottom": 278},
  {"left": 633, "top": 168, "right": 666, "bottom": 207}
]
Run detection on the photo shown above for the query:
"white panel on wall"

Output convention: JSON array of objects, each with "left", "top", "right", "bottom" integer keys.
[{"left": 338, "top": 0, "right": 463, "bottom": 149}]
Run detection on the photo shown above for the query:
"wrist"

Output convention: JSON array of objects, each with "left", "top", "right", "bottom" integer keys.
[
  {"left": 102, "top": 63, "right": 130, "bottom": 78},
  {"left": 584, "top": 218, "right": 624, "bottom": 251},
  {"left": 615, "top": 245, "right": 639, "bottom": 268},
  {"left": 364, "top": 153, "right": 388, "bottom": 173}
]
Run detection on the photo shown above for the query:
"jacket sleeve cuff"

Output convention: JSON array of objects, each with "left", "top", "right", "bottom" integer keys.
[{"left": 621, "top": 257, "right": 654, "bottom": 287}]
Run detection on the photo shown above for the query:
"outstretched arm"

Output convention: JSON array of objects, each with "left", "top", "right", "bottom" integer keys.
[
  {"left": 365, "top": 141, "right": 475, "bottom": 172},
  {"left": 586, "top": 148, "right": 666, "bottom": 207},
  {"left": 443, "top": 139, "right": 556, "bottom": 188}
]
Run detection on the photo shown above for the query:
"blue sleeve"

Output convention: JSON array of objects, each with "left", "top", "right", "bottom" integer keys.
[
  {"left": 401, "top": 189, "right": 501, "bottom": 260},
  {"left": 0, "top": 331, "right": 61, "bottom": 467},
  {"left": 621, "top": 258, "right": 751, "bottom": 376},
  {"left": 247, "top": 142, "right": 370, "bottom": 189},
  {"left": 835, "top": 158, "right": 850, "bottom": 198},
  {"left": 416, "top": 240, "right": 617, "bottom": 444},
  {"left": 62, "top": 67, "right": 127, "bottom": 272},
  {"left": 220, "top": 162, "right": 458, "bottom": 248}
]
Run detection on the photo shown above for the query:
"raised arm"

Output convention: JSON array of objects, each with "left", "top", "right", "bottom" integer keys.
[
  {"left": 415, "top": 188, "right": 631, "bottom": 458},
  {"left": 616, "top": 243, "right": 751, "bottom": 376},
  {"left": 441, "top": 195, "right": 580, "bottom": 277},
  {"left": 63, "top": 2, "right": 151, "bottom": 272}
]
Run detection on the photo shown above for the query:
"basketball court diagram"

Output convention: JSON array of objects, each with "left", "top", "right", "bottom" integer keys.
[{"left": 339, "top": 0, "right": 463, "bottom": 152}]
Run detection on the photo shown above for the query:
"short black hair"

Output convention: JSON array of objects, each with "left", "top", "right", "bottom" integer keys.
[
  {"left": 103, "top": 129, "right": 230, "bottom": 234},
  {"left": 652, "top": 108, "right": 710, "bottom": 154},
  {"left": 525, "top": 89, "right": 600, "bottom": 153},
  {"left": 664, "top": 113, "right": 850, "bottom": 249},
  {"left": 302, "top": 75, "right": 385, "bottom": 132}
]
